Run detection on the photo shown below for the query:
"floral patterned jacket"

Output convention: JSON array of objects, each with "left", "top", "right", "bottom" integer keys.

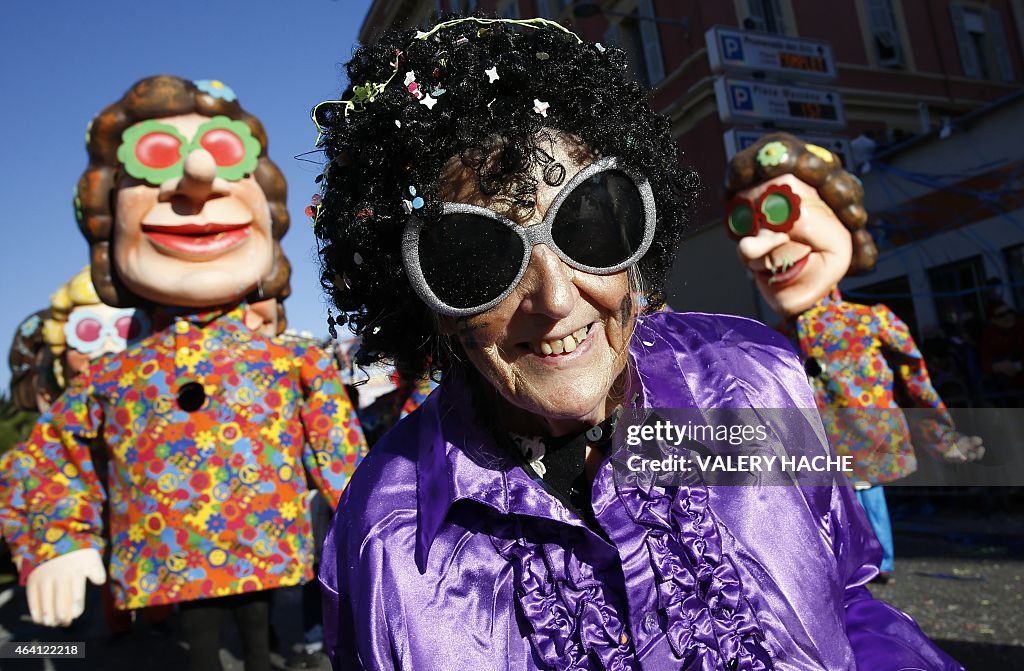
[
  {"left": 0, "top": 444, "right": 30, "bottom": 565},
  {"left": 788, "top": 289, "right": 959, "bottom": 483},
  {"left": 19, "top": 305, "right": 366, "bottom": 608}
]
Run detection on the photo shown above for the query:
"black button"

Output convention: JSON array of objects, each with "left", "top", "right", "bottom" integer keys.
[
  {"left": 804, "top": 357, "right": 822, "bottom": 378},
  {"left": 177, "top": 381, "right": 206, "bottom": 412}
]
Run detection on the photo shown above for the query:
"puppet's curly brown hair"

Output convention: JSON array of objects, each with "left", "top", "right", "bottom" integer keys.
[
  {"left": 314, "top": 17, "right": 700, "bottom": 380},
  {"left": 76, "top": 75, "right": 291, "bottom": 307}
]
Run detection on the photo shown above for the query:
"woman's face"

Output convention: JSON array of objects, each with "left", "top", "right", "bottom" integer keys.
[{"left": 439, "top": 137, "right": 637, "bottom": 436}]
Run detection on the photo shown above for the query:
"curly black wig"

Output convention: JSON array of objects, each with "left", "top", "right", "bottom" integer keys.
[{"left": 314, "top": 16, "right": 699, "bottom": 380}]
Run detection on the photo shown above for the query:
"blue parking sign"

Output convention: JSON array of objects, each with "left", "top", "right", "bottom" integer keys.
[
  {"left": 721, "top": 34, "right": 744, "bottom": 62},
  {"left": 729, "top": 83, "right": 754, "bottom": 112}
]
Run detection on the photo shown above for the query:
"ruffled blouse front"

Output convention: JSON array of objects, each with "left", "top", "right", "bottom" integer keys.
[{"left": 321, "top": 311, "right": 962, "bottom": 670}]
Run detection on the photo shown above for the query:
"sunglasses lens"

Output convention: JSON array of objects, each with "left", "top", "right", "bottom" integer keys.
[
  {"left": 727, "top": 203, "right": 755, "bottom": 237},
  {"left": 116, "top": 314, "right": 147, "bottom": 341},
  {"left": 552, "top": 170, "right": 646, "bottom": 269},
  {"left": 135, "top": 131, "right": 183, "bottom": 169},
  {"left": 762, "top": 193, "right": 794, "bottom": 227},
  {"left": 74, "top": 317, "right": 103, "bottom": 343},
  {"left": 199, "top": 128, "right": 247, "bottom": 167},
  {"left": 418, "top": 213, "right": 525, "bottom": 310}
]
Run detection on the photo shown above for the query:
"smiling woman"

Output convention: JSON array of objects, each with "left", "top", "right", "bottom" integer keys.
[{"left": 315, "top": 16, "right": 963, "bottom": 671}]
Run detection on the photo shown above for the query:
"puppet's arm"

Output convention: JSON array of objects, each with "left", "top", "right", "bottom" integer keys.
[
  {"left": 298, "top": 346, "right": 367, "bottom": 508},
  {"left": 0, "top": 445, "right": 31, "bottom": 570},
  {"left": 20, "top": 374, "right": 107, "bottom": 626},
  {"left": 873, "top": 304, "right": 983, "bottom": 462}
]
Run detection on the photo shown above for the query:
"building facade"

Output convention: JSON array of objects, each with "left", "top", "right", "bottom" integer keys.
[{"left": 358, "top": 0, "right": 1024, "bottom": 333}]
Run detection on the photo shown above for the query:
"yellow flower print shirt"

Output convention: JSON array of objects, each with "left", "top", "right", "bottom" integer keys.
[{"left": 20, "top": 305, "right": 366, "bottom": 609}]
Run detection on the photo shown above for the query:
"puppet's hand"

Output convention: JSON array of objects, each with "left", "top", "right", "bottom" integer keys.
[
  {"left": 26, "top": 549, "right": 106, "bottom": 626},
  {"left": 943, "top": 433, "right": 985, "bottom": 463}
]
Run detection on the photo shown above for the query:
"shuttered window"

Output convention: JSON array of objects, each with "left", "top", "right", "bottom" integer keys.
[
  {"left": 498, "top": 0, "right": 520, "bottom": 19},
  {"left": 745, "top": 0, "right": 787, "bottom": 35},
  {"left": 637, "top": 0, "right": 666, "bottom": 84},
  {"left": 986, "top": 7, "right": 1016, "bottom": 81},
  {"left": 865, "top": 0, "right": 906, "bottom": 67},
  {"left": 602, "top": 6, "right": 665, "bottom": 88},
  {"left": 950, "top": 3, "right": 1016, "bottom": 81}
]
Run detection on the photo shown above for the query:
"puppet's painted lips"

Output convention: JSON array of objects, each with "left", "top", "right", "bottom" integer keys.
[
  {"left": 142, "top": 223, "right": 251, "bottom": 257},
  {"left": 762, "top": 253, "right": 810, "bottom": 288}
]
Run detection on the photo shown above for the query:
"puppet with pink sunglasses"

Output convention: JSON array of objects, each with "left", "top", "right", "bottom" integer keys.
[
  {"left": 18, "top": 76, "right": 365, "bottom": 671},
  {"left": 41, "top": 267, "right": 150, "bottom": 388},
  {"left": 4, "top": 268, "right": 173, "bottom": 635},
  {"left": 3, "top": 270, "right": 143, "bottom": 564},
  {"left": 723, "top": 132, "right": 983, "bottom": 580}
]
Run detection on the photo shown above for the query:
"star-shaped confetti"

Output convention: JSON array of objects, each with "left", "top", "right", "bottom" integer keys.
[
  {"left": 485, "top": 66, "right": 500, "bottom": 83},
  {"left": 533, "top": 99, "right": 550, "bottom": 117},
  {"left": 420, "top": 94, "right": 438, "bottom": 109}
]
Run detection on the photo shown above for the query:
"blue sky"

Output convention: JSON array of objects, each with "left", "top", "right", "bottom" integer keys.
[{"left": 0, "top": 0, "right": 373, "bottom": 392}]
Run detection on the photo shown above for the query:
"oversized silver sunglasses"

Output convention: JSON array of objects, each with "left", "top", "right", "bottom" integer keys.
[{"left": 401, "top": 156, "right": 656, "bottom": 317}]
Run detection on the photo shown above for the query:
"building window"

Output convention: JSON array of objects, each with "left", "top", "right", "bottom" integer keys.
[
  {"left": 864, "top": 0, "right": 905, "bottom": 68},
  {"left": 603, "top": 1, "right": 666, "bottom": 87},
  {"left": 949, "top": 3, "right": 1016, "bottom": 81},
  {"left": 964, "top": 7, "right": 991, "bottom": 78},
  {"left": 535, "top": 0, "right": 572, "bottom": 17},
  {"left": 743, "top": 0, "right": 787, "bottom": 34},
  {"left": 497, "top": 0, "right": 520, "bottom": 19},
  {"left": 450, "top": 0, "right": 477, "bottom": 14},
  {"left": 928, "top": 255, "right": 988, "bottom": 331},
  {"left": 1005, "top": 243, "right": 1024, "bottom": 310}
]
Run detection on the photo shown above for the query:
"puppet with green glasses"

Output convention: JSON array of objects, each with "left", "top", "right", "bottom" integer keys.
[
  {"left": 724, "top": 132, "right": 984, "bottom": 581},
  {"left": 19, "top": 76, "right": 365, "bottom": 671}
]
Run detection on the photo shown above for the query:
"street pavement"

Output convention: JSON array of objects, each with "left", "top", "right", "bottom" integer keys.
[{"left": 868, "top": 490, "right": 1024, "bottom": 669}]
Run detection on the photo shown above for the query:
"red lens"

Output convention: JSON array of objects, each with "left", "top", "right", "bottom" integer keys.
[
  {"left": 74, "top": 318, "right": 103, "bottom": 343},
  {"left": 135, "top": 132, "right": 183, "bottom": 169},
  {"left": 115, "top": 316, "right": 132, "bottom": 340},
  {"left": 199, "top": 128, "right": 246, "bottom": 167}
]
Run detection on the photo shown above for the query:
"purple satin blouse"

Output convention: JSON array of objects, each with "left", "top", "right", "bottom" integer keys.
[{"left": 321, "top": 312, "right": 962, "bottom": 670}]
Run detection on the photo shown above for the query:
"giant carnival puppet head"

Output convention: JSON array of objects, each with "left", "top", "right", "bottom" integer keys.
[
  {"left": 41, "top": 267, "right": 149, "bottom": 388},
  {"left": 76, "top": 75, "right": 290, "bottom": 309},
  {"left": 723, "top": 133, "right": 878, "bottom": 318}
]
